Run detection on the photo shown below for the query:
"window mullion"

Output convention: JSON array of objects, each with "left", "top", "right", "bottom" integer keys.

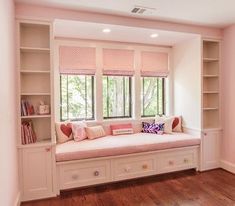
[
  {"left": 67, "top": 75, "right": 69, "bottom": 120},
  {"left": 123, "top": 77, "right": 125, "bottom": 117}
]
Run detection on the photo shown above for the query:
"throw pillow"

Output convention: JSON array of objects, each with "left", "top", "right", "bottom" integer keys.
[
  {"left": 72, "top": 121, "right": 87, "bottom": 142},
  {"left": 110, "top": 123, "right": 134, "bottom": 135},
  {"left": 55, "top": 122, "right": 73, "bottom": 143},
  {"left": 155, "top": 115, "right": 174, "bottom": 134},
  {"left": 86, "top": 125, "right": 106, "bottom": 140},
  {"left": 142, "top": 122, "right": 164, "bottom": 134},
  {"left": 172, "top": 116, "right": 182, "bottom": 132}
]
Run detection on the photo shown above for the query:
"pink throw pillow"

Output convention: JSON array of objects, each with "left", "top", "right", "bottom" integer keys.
[
  {"left": 72, "top": 121, "right": 87, "bottom": 142},
  {"left": 110, "top": 123, "right": 134, "bottom": 135},
  {"left": 85, "top": 125, "right": 106, "bottom": 140}
]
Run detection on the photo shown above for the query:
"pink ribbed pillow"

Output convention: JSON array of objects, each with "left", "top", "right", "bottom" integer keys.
[
  {"left": 85, "top": 125, "right": 106, "bottom": 140},
  {"left": 110, "top": 123, "right": 134, "bottom": 135}
]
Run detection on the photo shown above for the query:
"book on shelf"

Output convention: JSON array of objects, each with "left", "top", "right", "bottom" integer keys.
[
  {"left": 21, "top": 121, "right": 37, "bottom": 145},
  {"left": 21, "top": 99, "right": 35, "bottom": 116}
]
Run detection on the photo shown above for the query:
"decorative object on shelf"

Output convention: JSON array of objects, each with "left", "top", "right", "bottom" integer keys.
[
  {"left": 38, "top": 101, "right": 50, "bottom": 115},
  {"left": 21, "top": 99, "right": 35, "bottom": 116},
  {"left": 21, "top": 120, "right": 37, "bottom": 145}
]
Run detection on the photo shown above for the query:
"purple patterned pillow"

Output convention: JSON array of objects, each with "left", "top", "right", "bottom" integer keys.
[{"left": 142, "top": 122, "right": 164, "bottom": 134}]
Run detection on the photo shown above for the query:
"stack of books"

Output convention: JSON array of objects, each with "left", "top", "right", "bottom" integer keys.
[
  {"left": 21, "top": 100, "right": 35, "bottom": 116},
  {"left": 21, "top": 121, "right": 37, "bottom": 145}
]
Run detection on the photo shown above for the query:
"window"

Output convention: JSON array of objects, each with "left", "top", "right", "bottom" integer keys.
[
  {"left": 103, "top": 76, "right": 132, "bottom": 118},
  {"left": 141, "top": 77, "right": 164, "bottom": 117},
  {"left": 60, "top": 75, "right": 94, "bottom": 121}
]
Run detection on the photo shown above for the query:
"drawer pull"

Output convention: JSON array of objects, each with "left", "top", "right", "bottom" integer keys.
[
  {"left": 94, "top": 171, "right": 99, "bottom": 176},
  {"left": 124, "top": 166, "right": 131, "bottom": 172},
  {"left": 184, "top": 158, "right": 189, "bottom": 163},
  {"left": 169, "top": 160, "right": 174, "bottom": 165},
  {"left": 142, "top": 164, "right": 148, "bottom": 169},
  {"left": 45, "top": 147, "right": 51, "bottom": 152},
  {"left": 71, "top": 174, "right": 79, "bottom": 180}
]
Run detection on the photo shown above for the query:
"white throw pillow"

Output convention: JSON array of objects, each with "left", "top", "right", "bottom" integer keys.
[{"left": 155, "top": 115, "right": 174, "bottom": 134}]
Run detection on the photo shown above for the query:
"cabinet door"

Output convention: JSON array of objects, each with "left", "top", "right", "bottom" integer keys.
[
  {"left": 22, "top": 147, "right": 53, "bottom": 201},
  {"left": 201, "top": 130, "right": 220, "bottom": 171}
]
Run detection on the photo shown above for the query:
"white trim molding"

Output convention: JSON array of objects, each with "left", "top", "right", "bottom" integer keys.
[
  {"left": 220, "top": 160, "right": 235, "bottom": 174},
  {"left": 14, "top": 191, "right": 21, "bottom": 206}
]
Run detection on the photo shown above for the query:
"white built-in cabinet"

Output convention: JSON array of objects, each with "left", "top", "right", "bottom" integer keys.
[
  {"left": 20, "top": 146, "right": 53, "bottom": 200},
  {"left": 17, "top": 19, "right": 56, "bottom": 201},
  {"left": 201, "top": 39, "right": 221, "bottom": 171}
]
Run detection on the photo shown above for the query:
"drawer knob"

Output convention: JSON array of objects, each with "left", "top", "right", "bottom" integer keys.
[
  {"left": 94, "top": 171, "right": 99, "bottom": 176},
  {"left": 45, "top": 147, "right": 51, "bottom": 152},
  {"left": 142, "top": 164, "right": 148, "bottom": 169},
  {"left": 125, "top": 166, "right": 131, "bottom": 172},
  {"left": 184, "top": 158, "right": 189, "bottom": 163},
  {"left": 72, "top": 174, "right": 79, "bottom": 180},
  {"left": 169, "top": 160, "right": 174, "bottom": 165}
]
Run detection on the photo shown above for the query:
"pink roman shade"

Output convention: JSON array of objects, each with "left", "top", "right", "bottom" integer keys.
[
  {"left": 141, "top": 51, "right": 169, "bottom": 77},
  {"left": 59, "top": 46, "right": 96, "bottom": 75},
  {"left": 103, "top": 48, "right": 134, "bottom": 76}
]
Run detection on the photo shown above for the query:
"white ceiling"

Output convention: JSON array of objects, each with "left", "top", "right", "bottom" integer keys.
[
  {"left": 54, "top": 20, "right": 198, "bottom": 46},
  {"left": 16, "top": 0, "right": 235, "bottom": 28}
]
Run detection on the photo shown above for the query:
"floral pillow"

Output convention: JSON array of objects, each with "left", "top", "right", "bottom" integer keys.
[
  {"left": 72, "top": 121, "right": 87, "bottom": 142},
  {"left": 142, "top": 122, "right": 164, "bottom": 134}
]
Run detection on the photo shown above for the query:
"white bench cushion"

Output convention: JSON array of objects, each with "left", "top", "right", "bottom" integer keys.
[{"left": 56, "top": 132, "right": 200, "bottom": 162}]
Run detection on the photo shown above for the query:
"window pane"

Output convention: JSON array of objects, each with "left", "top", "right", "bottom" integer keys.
[
  {"left": 103, "top": 76, "right": 131, "bottom": 118},
  {"left": 141, "top": 77, "right": 164, "bottom": 117},
  {"left": 60, "top": 75, "right": 94, "bottom": 121}
]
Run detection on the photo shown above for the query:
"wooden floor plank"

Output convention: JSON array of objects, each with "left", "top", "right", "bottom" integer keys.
[{"left": 22, "top": 169, "right": 235, "bottom": 206}]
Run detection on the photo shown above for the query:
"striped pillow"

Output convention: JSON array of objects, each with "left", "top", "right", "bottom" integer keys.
[{"left": 110, "top": 123, "right": 134, "bottom": 136}]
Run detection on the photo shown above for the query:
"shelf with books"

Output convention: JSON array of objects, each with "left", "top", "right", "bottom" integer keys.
[{"left": 17, "top": 139, "right": 54, "bottom": 148}]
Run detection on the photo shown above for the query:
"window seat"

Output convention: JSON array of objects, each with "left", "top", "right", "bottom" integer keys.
[{"left": 56, "top": 132, "right": 201, "bottom": 162}]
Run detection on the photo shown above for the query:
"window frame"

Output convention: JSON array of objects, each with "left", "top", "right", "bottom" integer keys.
[
  {"left": 60, "top": 74, "right": 95, "bottom": 121},
  {"left": 141, "top": 77, "right": 165, "bottom": 118},
  {"left": 103, "top": 75, "right": 132, "bottom": 119}
]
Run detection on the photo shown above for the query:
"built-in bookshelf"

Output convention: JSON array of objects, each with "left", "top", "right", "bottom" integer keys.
[
  {"left": 18, "top": 21, "right": 53, "bottom": 146},
  {"left": 202, "top": 40, "right": 220, "bottom": 129}
]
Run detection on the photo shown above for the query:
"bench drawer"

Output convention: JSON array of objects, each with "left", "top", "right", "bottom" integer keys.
[
  {"left": 58, "top": 160, "right": 111, "bottom": 189},
  {"left": 157, "top": 148, "right": 198, "bottom": 174},
  {"left": 113, "top": 154, "right": 156, "bottom": 181}
]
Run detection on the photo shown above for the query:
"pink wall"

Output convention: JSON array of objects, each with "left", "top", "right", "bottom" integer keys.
[
  {"left": 0, "top": 0, "right": 19, "bottom": 205},
  {"left": 15, "top": 3, "right": 222, "bottom": 38},
  {"left": 221, "top": 25, "right": 235, "bottom": 165}
]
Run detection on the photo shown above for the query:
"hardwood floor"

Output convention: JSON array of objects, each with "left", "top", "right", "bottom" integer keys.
[{"left": 22, "top": 169, "right": 235, "bottom": 206}]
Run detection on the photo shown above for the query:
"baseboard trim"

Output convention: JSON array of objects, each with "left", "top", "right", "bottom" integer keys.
[
  {"left": 220, "top": 160, "right": 235, "bottom": 174},
  {"left": 14, "top": 191, "right": 21, "bottom": 206}
]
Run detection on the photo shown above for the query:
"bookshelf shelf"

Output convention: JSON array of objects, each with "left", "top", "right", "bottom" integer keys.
[
  {"left": 21, "top": 115, "right": 51, "bottom": 119},
  {"left": 17, "top": 139, "right": 54, "bottom": 149},
  {"left": 203, "top": 91, "right": 219, "bottom": 94},
  {"left": 203, "top": 108, "right": 218, "bottom": 111},
  {"left": 21, "top": 92, "right": 51, "bottom": 96},
  {"left": 203, "top": 58, "right": 219, "bottom": 62},
  {"left": 20, "top": 46, "right": 50, "bottom": 53},
  {"left": 203, "top": 75, "right": 218, "bottom": 78},
  {"left": 20, "top": 70, "right": 50, "bottom": 74}
]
